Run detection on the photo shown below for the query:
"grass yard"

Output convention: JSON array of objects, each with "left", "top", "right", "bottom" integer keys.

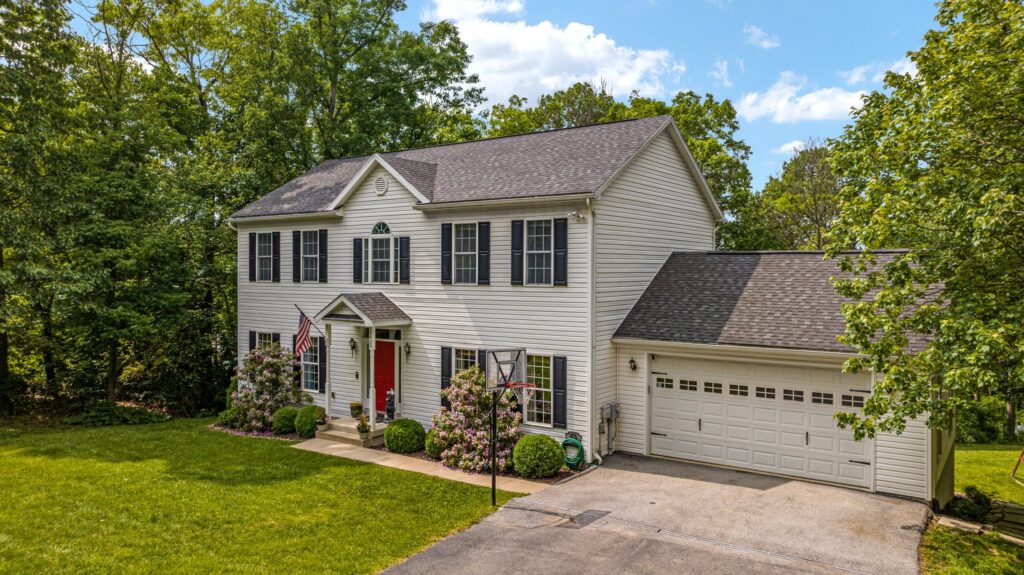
[
  {"left": 920, "top": 523, "right": 1024, "bottom": 575},
  {"left": 956, "top": 443, "right": 1024, "bottom": 505},
  {"left": 0, "top": 418, "right": 515, "bottom": 574}
]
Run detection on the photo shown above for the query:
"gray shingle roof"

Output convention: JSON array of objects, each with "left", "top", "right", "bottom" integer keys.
[
  {"left": 614, "top": 251, "right": 916, "bottom": 354},
  {"left": 341, "top": 292, "right": 410, "bottom": 323},
  {"left": 231, "top": 116, "right": 674, "bottom": 218}
]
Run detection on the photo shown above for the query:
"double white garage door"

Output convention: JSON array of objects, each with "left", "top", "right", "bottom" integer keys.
[{"left": 649, "top": 355, "right": 875, "bottom": 489}]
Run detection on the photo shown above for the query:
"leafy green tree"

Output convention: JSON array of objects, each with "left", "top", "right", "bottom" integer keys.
[
  {"left": 760, "top": 141, "right": 842, "bottom": 250},
  {"left": 826, "top": 0, "right": 1024, "bottom": 438}
]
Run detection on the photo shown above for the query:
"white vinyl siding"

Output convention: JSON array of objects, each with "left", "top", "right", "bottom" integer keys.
[
  {"left": 301, "top": 231, "right": 319, "bottom": 282},
  {"left": 301, "top": 336, "right": 320, "bottom": 391},
  {"left": 593, "top": 131, "right": 716, "bottom": 455},
  {"left": 256, "top": 233, "right": 273, "bottom": 281},
  {"left": 875, "top": 419, "right": 929, "bottom": 499},
  {"left": 453, "top": 223, "right": 477, "bottom": 285},
  {"left": 525, "top": 219, "right": 553, "bottom": 285},
  {"left": 236, "top": 165, "right": 592, "bottom": 450}
]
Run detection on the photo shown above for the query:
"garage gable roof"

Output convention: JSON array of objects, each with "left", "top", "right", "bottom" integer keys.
[{"left": 614, "top": 251, "right": 917, "bottom": 354}]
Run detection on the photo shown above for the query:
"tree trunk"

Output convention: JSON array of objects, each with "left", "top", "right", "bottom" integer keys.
[
  {"left": 106, "top": 339, "right": 118, "bottom": 403},
  {"left": 37, "top": 299, "right": 58, "bottom": 400},
  {"left": 1007, "top": 400, "right": 1017, "bottom": 440},
  {"left": 0, "top": 247, "right": 9, "bottom": 415}
]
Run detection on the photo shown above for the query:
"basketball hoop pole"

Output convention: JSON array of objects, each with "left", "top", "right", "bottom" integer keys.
[{"left": 491, "top": 389, "right": 499, "bottom": 506}]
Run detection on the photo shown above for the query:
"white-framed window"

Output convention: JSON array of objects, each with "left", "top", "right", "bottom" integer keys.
[
  {"left": 363, "top": 222, "right": 399, "bottom": 284},
  {"left": 256, "top": 331, "right": 274, "bottom": 348},
  {"left": 525, "top": 219, "right": 553, "bottom": 285},
  {"left": 301, "top": 231, "right": 319, "bottom": 282},
  {"left": 525, "top": 354, "right": 552, "bottom": 426},
  {"left": 256, "top": 233, "right": 273, "bottom": 281},
  {"left": 454, "top": 348, "right": 477, "bottom": 373},
  {"left": 453, "top": 223, "right": 477, "bottom": 284},
  {"left": 301, "top": 336, "right": 320, "bottom": 391}
]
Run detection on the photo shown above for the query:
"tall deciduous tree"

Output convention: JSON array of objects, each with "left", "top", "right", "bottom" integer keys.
[
  {"left": 760, "top": 141, "right": 842, "bottom": 250},
  {"left": 826, "top": 0, "right": 1024, "bottom": 438}
]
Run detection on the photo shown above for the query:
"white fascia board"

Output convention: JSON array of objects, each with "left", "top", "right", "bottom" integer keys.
[
  {"left": 413, "top": 193, "right": 591, "bottom": 211},
  {"left": 228, "top": 211, "right": 341, "bottom": 225},
  {"left": 611, "top": 338, "right": 856, "bottom": 369},
  {"left": 328, "top": 154, "right": 430, "bottom": 209}
]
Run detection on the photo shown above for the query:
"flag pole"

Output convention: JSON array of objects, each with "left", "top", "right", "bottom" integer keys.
[{"left": 294, "top": 303, "right": 327, "bottom": 338}]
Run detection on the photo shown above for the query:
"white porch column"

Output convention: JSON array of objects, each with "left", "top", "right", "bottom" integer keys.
[
  {"left": 368, "top": 326, "right": 377, "bottom": 431},
  {"left": 325, "top": 324, "right": 332, "bottom": 418}
]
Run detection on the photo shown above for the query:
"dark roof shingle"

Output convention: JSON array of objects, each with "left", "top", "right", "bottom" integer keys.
[
  {"left": 231, "top": 116, "right": 673, "bottom": 218},
  {"left": 341, "top": 292, "right": 410, "bottom": 323},
  {"left": 614, "top": 251, "right": 915, "bottom": 354}
]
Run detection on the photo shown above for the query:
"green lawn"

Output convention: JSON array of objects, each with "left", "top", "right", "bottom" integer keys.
[
  {"left": 0, "top": 418, "right": 514, "bottom": 574},
  {"left": 956, "top": 443, "right": 1024, "bottom": 504},
  {"left": 920, "top": 523, "right": 1024, "bottom": 575}
]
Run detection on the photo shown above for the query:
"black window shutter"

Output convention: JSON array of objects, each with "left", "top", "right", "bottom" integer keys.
[
  {"left": 553, "top": 356, "right": 567, "bottom": 429},
  {"left": 248, "top": 233, "right": 256, "bottom": 282},
  {"left": 318, "top": 336, "right": 327, "bottom": 393},
  {"left": 477, "top": 222, "right": 490, "bottom": 285},
  {"left": 318, "top": 229, "right": 328, "bottom": 283},
  {"left": 553, "top": 218, "right": 568, "bottom": 286},
  {"left": 399, "top": 236, "right": 410, "bottom": 284},
  {"left": 292, "top": 231, "right": 301, "bottom": 282},
  {"left": 353, "top": 238, "right": 363, "bottom": 283},
  {"left": 511, "top": 220, "right": 524, "bottom": 285},
  {"left": 440, "top": 347, "right": 452, "bottom": 409},
  {"left": 477, "top": 349, "right": 487, "bottom": 377},
  {"left": 440, "top": 223, "right": 452, "bottom": 284},
  {"left": 271, "top": 232, "right": 281, "bottom": 282},
  {"left": 292, "top": 334, "right": 301, "bottom": 385},
  {"left": 271, "top": 332, "right": 280, "bottom": 345},
  {"left": 248, "top": 330, "right": 256, "bottom": 352}
]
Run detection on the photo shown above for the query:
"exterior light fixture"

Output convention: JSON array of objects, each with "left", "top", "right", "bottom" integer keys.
[
  {"left": 403, "top": 342, "right": 411, "bottom": 359},
  {"left": 628, "top": 357, "right": 637, "bottom": 371},
  {"left": 349, "top": 338, "right": 357, "bottom": 357}
]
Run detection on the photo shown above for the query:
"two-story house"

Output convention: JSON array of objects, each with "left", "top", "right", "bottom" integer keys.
[{"left": 230, "top": 116, "right": 952, "bottom": 507}]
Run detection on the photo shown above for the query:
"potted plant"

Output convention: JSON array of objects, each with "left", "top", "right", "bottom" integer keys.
[
  {"left": 314, "top": 406, "right": 329, "bottom": 432},
  {"left": 349, "top": 401, "right": 363, "bottom": 419},
  {"left": 356, "top": 414, "right": 370, "bottom": 440}
]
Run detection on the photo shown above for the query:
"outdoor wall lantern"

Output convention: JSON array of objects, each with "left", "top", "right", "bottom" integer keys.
[
  {"left": 628, "top": 357, "right": 637, "bottom": 372},
  {"left": 349, "top": 338, "right": 357, "bottom": 357},
  {"left": 403, "top": 342, "right": 411, "bottom": 360}
]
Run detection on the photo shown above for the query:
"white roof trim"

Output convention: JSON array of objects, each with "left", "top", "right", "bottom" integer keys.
[
  {"left": 591, "top": 118, "right": 724, "bottom": 222},
  {"left": 327, "top": 154, "right": 431, "bottom": 209},
  {"left": 314, "top": 294, "right": 370, "bottom": 324},
  {"left": 611, "top": 337, "right": 856, "bottom": 368}
]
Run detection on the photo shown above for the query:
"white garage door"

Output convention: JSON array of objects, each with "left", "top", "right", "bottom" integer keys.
[{"left": 648, "top": 355, "right": 875, "bottom": 489}]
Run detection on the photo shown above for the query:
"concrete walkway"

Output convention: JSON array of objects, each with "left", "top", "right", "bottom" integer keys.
[{"left": 293, "top": 438, "right": 548, "bottom": 494}]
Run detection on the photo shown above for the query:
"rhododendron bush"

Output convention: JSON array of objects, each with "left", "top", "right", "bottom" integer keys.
[
  {"left": 431, "top": 365, "right": 521, "bottom": 472},
  {"left": 227, "top": 344, "right": 308, "bottom": 432}
]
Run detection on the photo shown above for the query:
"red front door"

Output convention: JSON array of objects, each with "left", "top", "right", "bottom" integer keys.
[{"left": 374, "top": 341, "right": 396, "bottom": 413}]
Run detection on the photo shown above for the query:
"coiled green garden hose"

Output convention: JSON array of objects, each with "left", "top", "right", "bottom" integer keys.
[{"left": 562, "top": 436, "right": 586, "bottom": 470}]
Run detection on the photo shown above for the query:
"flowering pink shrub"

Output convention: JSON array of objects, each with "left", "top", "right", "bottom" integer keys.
[
  {"left": 227, "top": 344, "right": 309, "bottom": 432},
  {"left": 431, "top": 365, "right": 521, "bottom": 472}
]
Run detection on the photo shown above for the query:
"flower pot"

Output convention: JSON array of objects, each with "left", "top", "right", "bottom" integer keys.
[
  {"left": 358, "top": 431, "right": 369, "bottom": 440},
  {"left": 318, "top": 423, "right": 329, "bottom": 432},
  {"left": 350, "top": 407, "right": 362, "bottom": 418}
]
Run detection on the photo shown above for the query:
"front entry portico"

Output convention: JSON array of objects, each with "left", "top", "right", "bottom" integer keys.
[{"left": 314, "top": 292, "right": 411, "bottom": 431}]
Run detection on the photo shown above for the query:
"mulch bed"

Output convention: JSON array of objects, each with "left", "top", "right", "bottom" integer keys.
[
  {"left": 369, "top": 443, "right": 579, "bottom": 484},
  {"left": 206, "top": 423, "right": 300, "bottom": 442}
]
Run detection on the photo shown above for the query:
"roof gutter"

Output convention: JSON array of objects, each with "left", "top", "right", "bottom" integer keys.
[
  {"left": 413, "top": 193, "right": 592, "bottom": 211},
  {"left": 227, "top": 209, "right": 344, "bottom": 225},
  {"left": 610, "top": 338, "right": 858, "bottom": 368}
]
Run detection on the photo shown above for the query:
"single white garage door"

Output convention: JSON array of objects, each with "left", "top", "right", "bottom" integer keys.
[{"left": 649, "top": 355, "right": 875, "bottom": 489}]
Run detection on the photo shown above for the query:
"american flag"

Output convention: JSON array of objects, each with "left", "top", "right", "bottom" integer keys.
[{"left": 294, "top": 311, "right": 313, "bottom": 357}]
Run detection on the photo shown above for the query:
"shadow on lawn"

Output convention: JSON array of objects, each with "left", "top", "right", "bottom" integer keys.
[{"left": 0, "top": 418, "right": 369, "bottom": 486}]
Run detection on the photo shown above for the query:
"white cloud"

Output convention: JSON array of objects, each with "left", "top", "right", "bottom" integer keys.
[
  {"left": 425, "top": 0, "right": 685, "bottom": 104},
  {"left": 737, "top": 71, "right": 865, "bottom": 123},
  {"left": 772, "top": 139, "right": 806, "bottom": 155},
  {"left": 840, "top": 58, "right": 917, "bottom": 85},
  {"left": 708, "top": 59, "right": 732, "bottom": 87},
  {"left": 744, "top": 25, "right": 780, "bottom": 49}
]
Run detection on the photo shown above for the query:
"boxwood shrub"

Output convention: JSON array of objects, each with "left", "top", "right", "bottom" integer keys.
[
  {"left": 384, "top": 418, "right": 425, "bottom": 453},
  {"left": 424, "top": 428, "right": 442, "bottom": 460},
  {"left": 271, "top": 407, "right": 299, "bottom": 435},
  {"left": 294, "top": 405, "right": 319, "bottom": 439},
  {"left": 513, "top": 434, "right": 564, "bottom": 479}
]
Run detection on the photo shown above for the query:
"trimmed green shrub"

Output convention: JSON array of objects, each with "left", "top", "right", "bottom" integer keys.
[
  {"left": 295, "top": 405, "right": 319, "bottom": 439},
  {"left": 63, "top": 403, "right": 168, "bottom": 427},
  {"left": 946, "top": 485, "right": 995, "bottom": 522},
  {"left": 229, "top": 343, "right": 308, "bottom": 432},
  {"left": 425, "top": 428, "right": 442, "bottom": 460},
  {"left": 384, "top": 418, "right": 425, "bottom": 453},
  {"left": 271, "top": 407, "right": 299, "bottom": 435},
  {"left": 513, "top": 434, "right": 564, "bottom": 479},
  {"left": 218, "top": 406, "right": 240, "bottom": 428},
  {"left": 431, "top": 365, "right": 520, "bottom": 471}
]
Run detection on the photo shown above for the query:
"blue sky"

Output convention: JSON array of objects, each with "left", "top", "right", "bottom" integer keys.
[{"left": 397, "top": 1, "right": 938, "bottom": 189}]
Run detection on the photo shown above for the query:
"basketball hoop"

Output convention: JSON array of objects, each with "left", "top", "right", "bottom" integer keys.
[
  {"left": 484, "top": 349, "right": 532, "bottom": 506},
  {"left": 503, "top": 381, "right": 536, "bottom": 412}
]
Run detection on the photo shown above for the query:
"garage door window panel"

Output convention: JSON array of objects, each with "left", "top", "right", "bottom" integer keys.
[
  {"left": 783, "top": 389, "right": 804, "bottom": 402},
  {"left": 842, "top": 394, "right": 865, "bottom": 408},
  {"left": 756, "top": 386, "right": 776, "bottom": 399},
  {"left": 729, "top": 384, "right": 749, "bottom": 397},
  {"left": 655, "top": 377, "right": 674, "bottom": 389},
  {"left": 811, "top": 392, "right": 834, "bottom": 405},
  {"left": 704, "top": 382, "right": 722, "bottom": 394},
  {"left": 680, "top": 379, "right": 697, "bottom": 391}
]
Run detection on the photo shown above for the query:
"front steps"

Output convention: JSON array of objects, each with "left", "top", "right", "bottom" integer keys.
[{"left": 315, "top": 418, "right": 386, "bottom": 448}]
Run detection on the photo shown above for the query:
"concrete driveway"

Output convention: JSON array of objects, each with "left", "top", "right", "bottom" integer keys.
[{"left": 384, "top": 454, "right": 930, "bottom": 575}]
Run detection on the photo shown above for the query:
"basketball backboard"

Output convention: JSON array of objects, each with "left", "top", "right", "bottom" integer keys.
[{"left": 485, "top": 349, "right": 526, "bottom": 391}]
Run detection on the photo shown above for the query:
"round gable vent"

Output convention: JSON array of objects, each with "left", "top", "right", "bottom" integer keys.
[{"left": 374, "top": 176, "right": 389, "bottom": 195}]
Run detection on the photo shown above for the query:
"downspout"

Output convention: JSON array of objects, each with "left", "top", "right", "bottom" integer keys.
[{"left": 587, "top": 197, "right": 603, "bottom": 466}]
